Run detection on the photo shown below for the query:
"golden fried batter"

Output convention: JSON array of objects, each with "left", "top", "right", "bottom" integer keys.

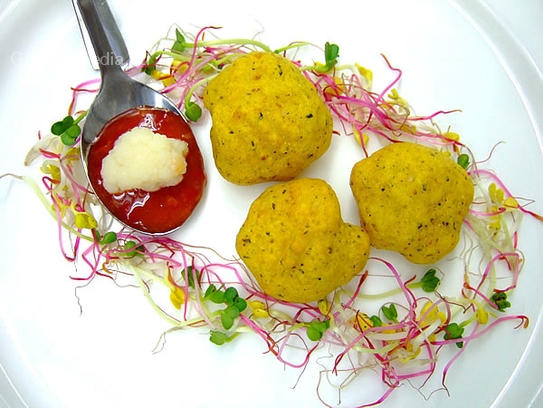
[
  {"left": 236, "top": 178, "right": 370, "bottom": 303},
  {"left": 203, "top": 52, "right": 333, "bottom": 185},
  {"left": 350, "top": 142, "right": 474, "bottom": 264}
]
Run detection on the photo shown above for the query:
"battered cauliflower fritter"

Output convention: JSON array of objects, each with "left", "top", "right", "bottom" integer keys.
[
  {"left": 349, "top": 142, "right": 474, "bottom": 264},
  {"left": 203, "top": 52, "right": 333, "bottom": 185},
  {"left": 236, "top": 178, "right": 370, "bottom": 303}
]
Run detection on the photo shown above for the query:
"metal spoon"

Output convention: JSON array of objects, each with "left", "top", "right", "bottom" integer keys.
[
  {"left": 72, "top": 0, "right": 129, "bottom": 71},
  {"left": 75, "top": 0, "right": 188, "bottom": 234},
  {"left": 76, "top": 0, "right": 182, "bottom": 153}
]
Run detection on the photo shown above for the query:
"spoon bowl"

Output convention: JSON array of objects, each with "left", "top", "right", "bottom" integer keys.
[
  {"left": 76, "top": 0, "right": 199, "bottom": 235},
  {"left": 81, "top": 72, "right": 183, "bottom": 161}
]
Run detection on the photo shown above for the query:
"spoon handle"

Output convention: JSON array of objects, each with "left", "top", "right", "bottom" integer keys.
[
  {"left": 75, "top": 0, "right": 128, "bottom": 77},
  {"left": 72, "top": 0, "right": 129, "bottom": 70}
]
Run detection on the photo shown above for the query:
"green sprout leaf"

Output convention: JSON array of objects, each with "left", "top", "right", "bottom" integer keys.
[
  {"left": 209, "top": 331, "right": 231, "bottom": 346},
  {"left": 457, "top": 153, "right": 470, "bottom": 169},
  {"left": 98, "top": 231, "right": 117, "bottom": 245},
  {"left": 381, "top": 303, "right": 398, "bottom": 323},
  {"left": 306, "top": 319, "right": 330, "bottom": 342},
  {"left": 207, "top": 287, "right": 225, "bottom": 304},
  {"left": 185, "top": 101, "right": 202, "bottom": 122},
  {"left": 370, "top": 315, "right": 383, "bottom": 327},
  {"left": 123, "top": 240, "right": 144, "bottom": 257},
  {"left": 51, "top": 116, "right": 74, "bottom": 135},
  {"left": 490, "top": 292, "right": 511, "bottom": 312},
  {"left": 60, "top": 124, "right": 81, "bottom": 146},
  {"left": 221, "top": 313, "right": 235, "bottom": 330},
  {"left": 143, "top": 53, "right": 158, "bottom": 75},
  {"left": 181, "top": 266, "right": 200, "bottom": 289},
  {"left": 324, "top": 42, "right": 339, "bottom": 71},
  {"left": 51, "top": 116, "right": 82, "bottom": 146},
  {"left": 233, "top": 297, "right": 247, "bottom": 313},
  {"left": 172, "top": 29, "right": 186, "bottom": 53},
  {"left": 420, "top": 268, "right": 441, "bottom": 292},
  {"left": 204, "top": 284, "right": 224, "bottom": 304},
  {"left": 306, "top": 325, "right": 323, "bottom": 341},
  {"left": 224, "top": 287, "right": 239, "bottom": 305},
  {"left": 223, "top": 304, "right": 241, "bottom": 319},
  {"left": 204, "top": 284, "right": 216, "bottom": 298},
  {"left": 444, "top": 322, "right": 464, "bottom": 348}
]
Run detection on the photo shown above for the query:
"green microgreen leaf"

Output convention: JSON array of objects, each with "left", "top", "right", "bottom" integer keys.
[
  {"left": 181, "top": 266, "right": 200, "bottom": 289},
  {"left": 233, "top": 297, "right": 247, "bottom": 313},
  {"left": 444, "top": 322, "right": 464, "bottom": 348},
  {"left": 51, "top": 115, "right": 82, "bottom": 146},
  {"left": 143, "top": 53, "right": 158, "bottom": 75},
  {"left": 51, "top": 116, "right": 74, "bottom": 136},
  {"left": 204, "top": 284, "right": 216, "bottom": 298},
  {"left": 209, "top": 331, "right": 231, "bottom": 346},
  {"left": 185, "top": 101, "right": 202, "bottom": 122},
  {"left": 223, "top": 304, "right": 241, "bottom": 319},
  {"left": 172, "top": 29, "right": 186, "bottom": 53},
  {"left": 306, "top": 319, "right": 330, "bottom": 342},
  {"left": 381, "top": 303, "right": 398, "bottom": 323},
  {"left": 208, "top": 288, "right": 225, "bottom": 304},
  {"left": 99, "top": 231, "right": 117, "bottom": 245},
  {"left": 306, "top": 325, "right": 323, "bottom": 341},
  {"left": 324, "top": 42, "right": 339, "bottom": 70},
  {"left": 370, "top": 315, "right": 383, "bottom": 327},
  {"left": 224, "top": 287, "right": 239, "bottom": 305},
  {"left": 490, "top": 292, "right": 511, "bottom": 312},
  {"left": 221, "top": 313, "right": 234, "bottom": 330},
  {"left": 122, "top": 240, "right": 144, "bottom": 257},
  {"left": 457, "top": 153, "right": 470, "bottom": 169},
  {"left": 60, "top": 124, "right": 81, "bottom": 146},
  {"left": 420, "top": 268, "right": 441, "bottom": 292}
]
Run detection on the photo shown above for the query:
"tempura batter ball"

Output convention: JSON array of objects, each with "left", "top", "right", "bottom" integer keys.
[
  {"left": 236, "top": 178, "right": 370, "bottom": 303},
  {"left": 203, "top": 52, "right": 333, "bottom": 185},
  {"left": 350, "top": 142, "right": 474, "bottom": 264}
]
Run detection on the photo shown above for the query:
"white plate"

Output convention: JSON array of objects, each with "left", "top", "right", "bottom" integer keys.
[{"left": 1, "top": 1, "right": 543, "bottom": 407}]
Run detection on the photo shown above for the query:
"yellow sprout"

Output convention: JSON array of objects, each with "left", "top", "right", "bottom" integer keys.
[
  {"left": 397, "top": 342, "right": 422, "bottom": 363},
  {"left": 387, "top": 88, "right": 400, "bottom": 100},
  {"left": 65, "top": 147, "right": 80, "bottom": 159},
  {"left": 41, "top": 163, "right": 61, "bottom": 181},
  {"left": 318, "top": 299, "right": 332, "bottom": 316},
  {"left": 381, "top": 325, "right": 397, "bottom": 335},
  {"left": 489, "top": 183, "right": 505, "bottom": 204},
  {"left": 476, "top": 306, "right": 489, "bottom": 325},
  {"left": 504, "top": 197, "right": 519, "bottom": 208},
  {"left": 352, "top": 312, "right": 373, "bottom": 332},
  {"left": 355, "top": 63, "right": 373, "bottom": 87},
  {"left": 51, "top": 194, "right": 69, "bottom": 218},
  {"left": 150, "top": 69, "right": 164, "bottom": 80},
  {"left": 419, "top": 301, "right": 446, "bottom": 326},
  {"left": 150, "top": 69, "right": 176, "bottom": 87},
  {"left": 386, "top": 88, "right": 410, "bottom": 112},
  {"left": 74, "top": 212, "right": 97, "bottom": 230},
  {"left": 249, "top": 300, "right": 269, "bottom": 319},
  {"left": 353, "top": 127, "right": 369, "bottom": 147},
  {"left": 171, "top": 60, "right": 187, "bottom": 74},
  {"left": 488, "top": 216, "right": 502, "bottom": 231},
  {"left": 169, "top": 287, "right": 186, "bottom": 310},
  {"left": 324, "top": 76, "right": 346, "bottom": 96},
  {"left": 399, "top": 123, "right": 417, "bottom": 135},
  {"left": 443, "top": 131, "right": 460, "bottom": 142},
  {"left": 252, "top": 308, "right": 269, "bottom": 319},
  {"left": 161, "top": 76, "right": 176, "bottom": 87}
]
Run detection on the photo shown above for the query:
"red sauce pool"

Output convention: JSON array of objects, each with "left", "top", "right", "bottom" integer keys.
[{"left": 87, "top": 107, "right": 206, "bottom": 234}]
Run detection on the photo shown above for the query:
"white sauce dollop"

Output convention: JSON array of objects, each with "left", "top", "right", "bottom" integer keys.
[{"left": 101, "top": 127, "right": 189, "bottom": 194}]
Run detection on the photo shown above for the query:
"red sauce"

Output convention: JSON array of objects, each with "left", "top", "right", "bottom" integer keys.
[{"left": 87, "top": 107, "right": 206, "bottom": 234}]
